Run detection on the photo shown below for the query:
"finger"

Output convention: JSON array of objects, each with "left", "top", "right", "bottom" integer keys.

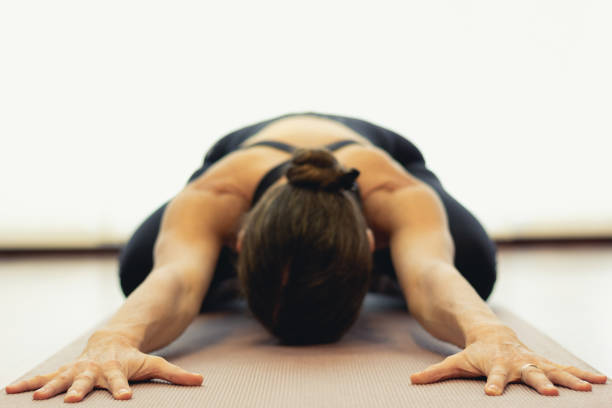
[
  {"left": 484, "top": 365, "right": 508, "bottom": 396},
  {"left": 64, "top": 369, "right": 98, "bottom": 403},
  {"left": 33, "top": 370, "right": 74, "bottom": 400},
  {"left": 547, "top": 369, "right": 592, "bottom": 392},
  {"left": 564, "top": 366, "right": 608, "bottom": 384},
  {"left": 102, "top": 361, "right": 132, "bottom": 400},
  {"left": 521, "top": 366, "right": 559, "bottom": 396},
  {"left": 410, "top": 355, "right": 468, "bottom": 384},
  {"left": 144, "top": 356, "right": 204, "bottom": 386},
  {"left": 5, "top": 373, "right": 56, "bottom": 394}
]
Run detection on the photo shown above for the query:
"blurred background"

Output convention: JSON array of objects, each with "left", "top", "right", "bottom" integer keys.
[
  {"left": 1, "top": 0, "right": 611, "bottom": 249},
  {"left": 1, "top": 0, "right": 611, "bottom": 392}
]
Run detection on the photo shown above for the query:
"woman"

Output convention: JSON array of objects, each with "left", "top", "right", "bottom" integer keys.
[{"left": 6, "top": 112, "right": 606, "bottom": 402}]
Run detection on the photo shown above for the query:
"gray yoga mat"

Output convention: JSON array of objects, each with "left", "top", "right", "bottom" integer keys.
[{"left": 1, "top": 294, "right": 609, "bottom": 407}]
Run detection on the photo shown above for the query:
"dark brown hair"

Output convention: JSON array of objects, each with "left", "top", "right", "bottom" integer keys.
[{"left": 237, "top": 148, "right": 373, "bottom": 345}]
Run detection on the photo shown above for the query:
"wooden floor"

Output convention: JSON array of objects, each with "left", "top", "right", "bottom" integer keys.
[{"left": 1, "top": 244, "right": 611, "bottom": 389}]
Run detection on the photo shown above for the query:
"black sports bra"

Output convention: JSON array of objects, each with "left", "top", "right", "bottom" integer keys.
[{"left": 239, "top": 139, "right": 363, "bottom": 207}]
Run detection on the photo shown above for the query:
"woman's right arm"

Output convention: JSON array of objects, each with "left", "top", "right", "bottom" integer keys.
[{"left": 5, "top": 183, "right": 249, "bottom": 403}]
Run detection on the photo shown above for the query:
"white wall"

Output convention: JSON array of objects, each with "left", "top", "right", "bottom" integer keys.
[{"left": 1, "top": 0, "right": 611, "bottom": 248}]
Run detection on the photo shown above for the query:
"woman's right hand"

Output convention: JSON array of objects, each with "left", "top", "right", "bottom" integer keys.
[{"left": 5, "top": 331, "right": 203, "bottom": 403}]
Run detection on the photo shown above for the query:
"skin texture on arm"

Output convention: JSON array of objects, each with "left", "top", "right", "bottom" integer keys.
[
  {"left": 102, "top": 183, "right": 248, "bottom": 352},
  {"left": 360, "top": 152, "right": 607, "bottom": 396},
  {"left": 364, "top": 181, "right": 501, "bottom": 345},
  {"left": 382, "top": 184, "right": 505, "bottom": 348},
  {"left": 100, "top": 154, "right": 252, "bottom": 353}
]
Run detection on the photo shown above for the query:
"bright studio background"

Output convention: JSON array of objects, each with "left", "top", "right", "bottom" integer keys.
[{"left": 1, "top": 1, "right": 611, "bottom": 248}]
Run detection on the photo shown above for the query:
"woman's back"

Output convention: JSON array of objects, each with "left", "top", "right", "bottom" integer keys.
[
  {"left": 185, "top": 112, "right": 426, "bottom": 188},
  {"left": 187, "top": 113, "right": 427, "bottom": 244}
]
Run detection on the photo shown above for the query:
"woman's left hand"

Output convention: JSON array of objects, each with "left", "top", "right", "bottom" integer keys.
[{"left": 409, "top": 332, "right": 608, "bottom": 396}]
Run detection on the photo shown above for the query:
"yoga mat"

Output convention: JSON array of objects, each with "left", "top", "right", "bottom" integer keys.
[{"left": 1, "top": 294, "right": 609, "bottom": 407}]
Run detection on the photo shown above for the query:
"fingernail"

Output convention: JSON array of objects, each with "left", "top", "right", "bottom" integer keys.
[
  {"left": 486, "top": 385, "right": 499, "bottom": 394},
  {"left": 68, "top": 390, "right": 78, "bottom": 396},
  {"left": 544, "top": 384, "right": 558, "bottom": 394},
  {"left": 118, "top": 388, "right": 130, "bottom": 395}
]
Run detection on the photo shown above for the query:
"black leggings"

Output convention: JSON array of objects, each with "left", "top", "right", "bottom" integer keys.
[{"left": 118, "top": 115, "right": 498, "bottom": 311}]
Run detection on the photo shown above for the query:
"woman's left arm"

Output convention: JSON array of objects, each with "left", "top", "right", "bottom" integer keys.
[{"left": 378, "top": 185, "right": 608, "bottom": 396}]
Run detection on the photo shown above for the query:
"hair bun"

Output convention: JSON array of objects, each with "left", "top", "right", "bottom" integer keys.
[{"left": 285, "top": 148, "right": 360, "bottom": 192}]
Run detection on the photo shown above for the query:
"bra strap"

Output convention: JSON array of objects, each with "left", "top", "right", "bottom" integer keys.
[
  {"left": 250, "top": 160, "right": 291, "bottom": 207},
  {"left": 324, "top": 139, "right": 362, "bottom": 151}
]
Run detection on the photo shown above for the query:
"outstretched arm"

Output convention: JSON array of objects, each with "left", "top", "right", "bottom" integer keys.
[
  {"left": 98, "top": 187, "right": 231, "bottom": 352},
  {"left": 5, "top": 184, "right": 248, "bottom": 402},
  {"left": 366, "top": 183, "right": 607, "bottom": 396}
]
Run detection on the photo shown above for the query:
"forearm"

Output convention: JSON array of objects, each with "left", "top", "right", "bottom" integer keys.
[
  {"left": 401, "top": 261, "right": 517, "bottom": 348},
  {"left": 91, "top": 266, "right": 202, "bottom": 353}
]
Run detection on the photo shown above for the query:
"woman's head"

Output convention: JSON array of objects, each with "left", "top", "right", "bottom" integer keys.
[{"left": 236, "top": 148, "right": 374, "bottom": 345}]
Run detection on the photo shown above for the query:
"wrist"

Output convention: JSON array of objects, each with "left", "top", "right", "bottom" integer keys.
[
  {"left": 465, "top": 323, "right": 519, "bottom": 346},
  {"left": 86, "top": 329, "right": 142, "bottom": 350}
]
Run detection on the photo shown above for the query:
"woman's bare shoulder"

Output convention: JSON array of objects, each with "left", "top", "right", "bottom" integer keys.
[
  {"left": 186, "top": 148, "right": 287, "bottom": 203},
  {"left": 340, "top": 146, "right": 430, "bottom": 198},
  {"left": 341, "top": 146, "right": 442, "bottom": 243}
]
